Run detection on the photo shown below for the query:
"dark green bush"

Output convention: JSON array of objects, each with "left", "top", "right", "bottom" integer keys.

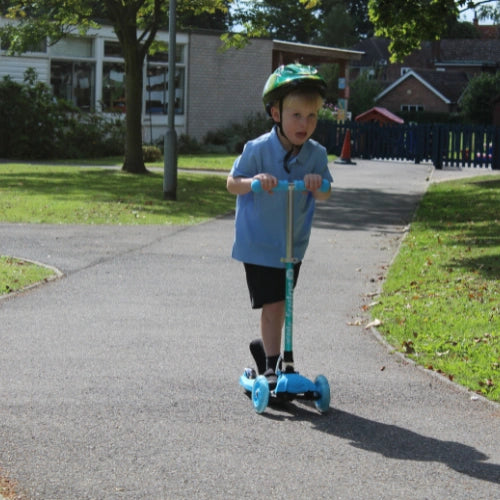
[
  {"left": 170, "top": 113, "right": 271, "bottom": 155},
  {"left": 177, "top": 134, "right": 203, "bottom": 154},
  {"left": 0, "top": 68, "right": 125, "bottom": 159},
  {"left": 203, "top": 112, "right": 271, "bottom": 153},
  {"left": 0, "top": 70, "right": 65, "bottom": 159},
  {"left": 142, "top": 144, "right": 162, "bottom": 162}
]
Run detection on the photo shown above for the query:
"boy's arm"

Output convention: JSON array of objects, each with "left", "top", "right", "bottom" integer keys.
[{"left": 226, "top": 173, "right": 278, "bottom": 195}]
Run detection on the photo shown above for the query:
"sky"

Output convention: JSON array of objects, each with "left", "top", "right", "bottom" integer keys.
[{"left": 459, "top": 2, "right": 496, "bottom": 23}]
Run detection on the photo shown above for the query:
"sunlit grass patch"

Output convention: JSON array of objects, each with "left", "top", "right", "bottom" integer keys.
[{"left": 372, "top": 175, "right": 500, "bottom": 401}]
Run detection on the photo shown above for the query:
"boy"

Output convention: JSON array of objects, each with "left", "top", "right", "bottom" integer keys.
[{"left": 227, "top": 63, "right": 333, "bottom": 388}]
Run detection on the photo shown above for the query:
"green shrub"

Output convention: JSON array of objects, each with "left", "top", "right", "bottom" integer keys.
[
  {"left": 0, "top": 70, "right": 67, "bottom": 159},
  {"left": 55, "top": 112, "right": 125, "bottom": 158},
  {"left": 173, "top": 113, "right": 271, "bottom": 155},
  {"left": 460, "top": 72, "right": 500, "bottom": 125},
  {"left": 142, "top": 145, "right": 162, "bottom": 162},
  {"left": 203, "top": 112, "right": 271, "bottom": 153},
  {"left": 318, "top": 103, "right": 338, "bottom": 122},
  {"left": 177, "top": 134, "right": 203, "bottom": 154},
  {"left": 0, "top": 68, "right": 125, "bottom": 160}
]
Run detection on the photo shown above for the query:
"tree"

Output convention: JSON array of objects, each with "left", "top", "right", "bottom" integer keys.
[
  {"left": 348, "top": 72, "right": 384, "bottom": 117},
  {"left": 368, "top": 0, "right": 459, "bottom": 62},
  {"left": 368, "top": 0, "right": 498, "bottom": 62},
  {"left": 443, "top": 18, "right": 481, "bottom": 38},
  {"left": 314, "top": 3, "right": 358, "bottom": 48},
  {"left": 178, "top": 0, "right": 230, "bottom": 29},
  {"left": 346, "top": 0, "right": 374, "bottom": 39},
  {"left": 229, "top": 0, "right": 322, "bottom": 43},
  {"left": 0, "top": 0, "right": 230, "bottom": 175},
  {"left": 460, "top": 72, "right": 500, "bottom": 124},
  {"left": 367, "top": 0, "right": 496, "bottom": 62}
]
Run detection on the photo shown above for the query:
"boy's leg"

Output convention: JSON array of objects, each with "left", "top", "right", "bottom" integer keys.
[{"left": 261, "top": 300, "right": 285, "bottom": 371}]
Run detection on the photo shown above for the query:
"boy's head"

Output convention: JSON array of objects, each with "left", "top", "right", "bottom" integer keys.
[
  {"left": 263, "top": 64, "right": 326, "bottom": 150},
  {"left": 262, "top": 63, "right": 326, "bottom": 117}
]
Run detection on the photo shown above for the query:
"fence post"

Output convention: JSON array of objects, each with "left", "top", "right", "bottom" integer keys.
[
  {"left": 493, "top": 127, "right": 500, "bottom": 170},
  {"left": 431, "top": 124, "right": 442, "bottom": 169},
  {"left": 414, "top": 124, "right": 423, "bottom": 164}
]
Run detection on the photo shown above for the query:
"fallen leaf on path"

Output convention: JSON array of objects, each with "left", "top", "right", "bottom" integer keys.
[
  {"left": 365, "top": 318, "right": 382, "bottom": 329},
  {"left": 347, "top": 319, "right": 363, "bottom": 326}
]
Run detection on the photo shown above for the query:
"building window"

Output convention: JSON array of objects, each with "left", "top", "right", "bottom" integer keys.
[
  {"left": 1, "top": 38, "right": 47, "bottom": 54},
  {"left": 145, "top": 45, "right": 185, "bottom": 115},
  {"left": 102, "top": 62, "right": 126, "bottom": 112},
  {"left": 101, "top": 41, "right": 186, "bottom": 115},
  {"left": 51, "top": 61, "right": 95, "bottom": 111},
  {"left": 145, "top": 65, "right": 185, "bottom": 115},
  {"left": 146, "top": 65, "right": 168, "bottom": 114},
  {"left": 50, "top": 37, "right": 93, "bottom": 58},
  {"left": 401, "top": 104, "right": 424, "bottom": 112},
  {"left": 104, "top": 41, "right": 123, "bottom": 58}
]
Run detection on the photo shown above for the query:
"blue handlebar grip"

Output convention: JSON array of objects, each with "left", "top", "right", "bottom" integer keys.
[
  {"left": 250, "top": 179, "right": 264, "bottom": 193},
  {"left": 320, "top": 178, "right": 331, "bottom": 192},
  {"left": 251, "top": 178, "right": 330, "bottom": 193},
  {"left": 293, "top": 179, "right": 330, "bottom": 192}
]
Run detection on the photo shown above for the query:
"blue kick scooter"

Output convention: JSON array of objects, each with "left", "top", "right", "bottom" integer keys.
[{"left": 239, "top": 178, "right": 331, "bottom": 414}]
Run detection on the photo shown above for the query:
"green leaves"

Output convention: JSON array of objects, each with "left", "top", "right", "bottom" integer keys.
[{"left": 368, "top": 0, "right": 460, "bottom": 61}]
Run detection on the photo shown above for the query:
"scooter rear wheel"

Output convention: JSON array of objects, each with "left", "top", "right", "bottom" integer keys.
[
  {"left": 252, "top": 375, "right": 270, "bottom": 413},
  {"left": 314, "top": 375, "right": 330, "bottom": 413}
]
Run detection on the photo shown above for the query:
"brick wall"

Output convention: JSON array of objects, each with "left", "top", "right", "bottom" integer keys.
[
  {"left": 186, "top": 32, "right": 273, "bottom": 141},
  {"left": 377, "top": 75, "right": 450, "bottom": 114}
]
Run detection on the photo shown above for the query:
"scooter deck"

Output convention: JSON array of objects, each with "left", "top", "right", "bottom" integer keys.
[{"left": 240, "top": 369, "right": 320, "bottom": 399}]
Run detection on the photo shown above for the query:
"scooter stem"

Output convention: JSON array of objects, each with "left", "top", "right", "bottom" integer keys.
[{"left": 282, "top": 184, "right": 296, "bottom": 372}]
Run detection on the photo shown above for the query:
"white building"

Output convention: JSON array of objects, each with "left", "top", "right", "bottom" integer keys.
[{"left": 0, "top": 20, "right": 362, "bottom": 144}]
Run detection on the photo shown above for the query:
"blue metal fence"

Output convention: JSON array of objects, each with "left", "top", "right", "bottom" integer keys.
[{"left": 314, "top": 121, "right": 500, "bottom": 170}]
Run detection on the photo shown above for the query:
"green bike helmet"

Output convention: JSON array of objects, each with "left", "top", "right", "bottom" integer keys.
[{"left": 262, "top": 63, "right": 326, "bottom": 115}]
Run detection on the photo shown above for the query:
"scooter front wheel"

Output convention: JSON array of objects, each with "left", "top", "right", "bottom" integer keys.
[
  {"left": 252, "top": 375, "right": 270, "bottom": 414},
  {"left": 314, "top": 375, "right": 330, "bottom": 413}
]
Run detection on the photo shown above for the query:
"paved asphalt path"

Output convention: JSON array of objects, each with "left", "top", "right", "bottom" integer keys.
[{"left": 0, "top": 161, "right": 499, "bottom": 499}]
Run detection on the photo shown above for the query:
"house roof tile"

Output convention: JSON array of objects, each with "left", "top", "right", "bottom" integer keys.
[{"left": 375, "top": 70, "right": 469, "bottom": 104}]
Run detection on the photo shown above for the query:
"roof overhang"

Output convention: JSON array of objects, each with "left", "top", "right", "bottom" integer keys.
[{"left": 272, "top": 40, "right": 364, "bottom": 67}]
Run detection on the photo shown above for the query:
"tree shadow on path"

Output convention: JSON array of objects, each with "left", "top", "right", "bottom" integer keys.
[
  {"left": 313, "top": 187, "right": 424, "bottom": 232},
  {"left": 265, "top": 403, "right": 500, "bottom": 485}
]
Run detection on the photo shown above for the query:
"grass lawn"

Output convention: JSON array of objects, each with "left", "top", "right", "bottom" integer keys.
[
  {"left": 0, "top": 163, "right": 233, "bottom": 225},
  {"left": 50, "top": 154, "right": 239, "bottom": 171},
  {"left": 51, "top": 153, "right": 337, "bottom": 171},
  {"left": 371, "top": 175, "right": 500, "bottom": 402}
]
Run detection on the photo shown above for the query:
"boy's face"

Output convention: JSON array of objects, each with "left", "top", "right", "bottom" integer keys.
[{"left": 271, "top": 92, "right": 323, "bottom": 148}]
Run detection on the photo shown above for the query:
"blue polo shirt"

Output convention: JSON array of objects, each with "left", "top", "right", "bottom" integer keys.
[{"left": 230, "top": 126, "right": 333, "bottom": 268}]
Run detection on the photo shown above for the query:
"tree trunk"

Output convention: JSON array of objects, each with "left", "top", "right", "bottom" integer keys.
[{"left": 121, "top": 35, "right": 148, "bottom": 174}]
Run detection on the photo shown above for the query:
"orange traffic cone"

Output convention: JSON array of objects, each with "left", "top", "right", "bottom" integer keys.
[{"left": 334, "top": 129, "right": 356, "bottom": 165}]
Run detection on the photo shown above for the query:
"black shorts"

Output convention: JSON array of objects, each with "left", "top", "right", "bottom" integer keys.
[{"left": 244, "top": 262, "right": 302, "bottom": 309}]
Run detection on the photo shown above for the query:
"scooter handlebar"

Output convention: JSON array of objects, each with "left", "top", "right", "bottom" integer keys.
[{"left": 251, "top": 178, "right": 330, "bottom": 193}]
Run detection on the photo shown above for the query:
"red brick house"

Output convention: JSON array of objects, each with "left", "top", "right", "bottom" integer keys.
[
  {"left": 375, "top": 69, "right": 470, "bottom": 114},
  {"left": 350, "top": 33, "right": 500, "bottom": 117}
]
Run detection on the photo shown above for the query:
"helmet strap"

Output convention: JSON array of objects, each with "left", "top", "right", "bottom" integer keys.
[{"left": 276, "top": 98, "right": 301, "bottom": 173}]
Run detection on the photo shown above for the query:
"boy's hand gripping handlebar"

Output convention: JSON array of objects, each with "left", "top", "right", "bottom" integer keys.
[{"left": 251, "top": 178, "right": 330, "bottom": 193}]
